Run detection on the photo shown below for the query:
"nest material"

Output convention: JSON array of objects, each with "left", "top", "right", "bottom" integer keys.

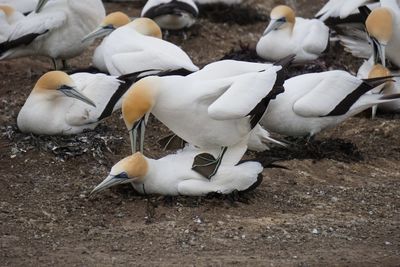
[
  {"left": 198, "top": 3, "right": 268, "bottom": 25},
  {"left": 2, "top": 124, "right": 125, "bottom": 164}
]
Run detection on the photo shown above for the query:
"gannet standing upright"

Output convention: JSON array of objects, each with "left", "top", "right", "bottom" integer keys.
[
  {"left": 256, "top": 5, "right": 330, "bottom": 62},
  {"left": 141, "top": 0, "right": 199, "bottom": 30},
  {"left": 85, "top": 17, "right": 198, "bottom": 76},
  {"left": 261, "top": 70, "right": 399, "bottom": 137},
  {"left": 91, "top": 146, "right": 264, "bottom": 196},
  {"left": 0, "top": 0, "right": 105, "bottom": 69},
  {"left": 121, "top": 58, "right": 291, "bottom": 178},
  {"left": 83, "top": 12, "right": 163, "bottom": 73}
]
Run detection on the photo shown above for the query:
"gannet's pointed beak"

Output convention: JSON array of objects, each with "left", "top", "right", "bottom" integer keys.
[
  {"left": 129, "top": 117, "right": 146, "bottom": 154},
  {"left": 263, "top": 19, "right": 285, "bottom": 36},
  {"left": 82, "top": 26, "right": 115, "bottom": 43},
  {"left": 58, "top": 85, "right": 96, "bottom": 107},
  {"left": 377, "top": 44, "right": 386, "bottom": 67},
  {"left": 90, "top": 175, "right": 129, "bottom": 195},
  {"left": 35, "top": 0, "right": 49, "bottom": 13}
]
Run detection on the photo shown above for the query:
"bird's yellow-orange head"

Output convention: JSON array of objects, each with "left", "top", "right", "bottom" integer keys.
[
  {"left": 101, "top": 11, "right": 131, "bottom": 29},
  {"left": 368, "top": 64, "right": 392, "bottom": 79},
  {"left": 366, "top": 8, "right": 393, "bottom": 45},
  {"left": 0, "top": 5, "right": 15, "bottom": 17},
  {"left": 111, "top": 152, "right": 149, "bottom": 182},
  {"left": 270, "top": 5, "right": 296, "bottom": 25},
  {"left": 34, "top": 71, "right": 74, "bottom": 92},
  {"left": 122, "top": 77, "right": 159, "bottom": 131},
  {"left": 129, "top": 18, "right": 162, "bottom": 39}
]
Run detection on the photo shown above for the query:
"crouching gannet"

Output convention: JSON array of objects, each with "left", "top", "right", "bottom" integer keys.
[
  {"left": 256, "top": 5, "right": 330, "bottom": 62},
  {"left": 0, "top": 0, "right": 105, "bottom": 69},
  {"left": 121, "top": 57, "right": 292, "bottom": 178},
  {"left": 82, "top": 12, "right": 163, "bottom": 74},
  {"left": 261, "top": 70, "right": 399, "bottom": 137},
  {"left": 17, "top": 70, "right": 144, "bottom": 135},
  {"left": 141, "top": 0, "right": 199, "bottom": 30},
  {"left": 83, "top": 16, "right": 197, "bottom": 76},
  {"left": 90, "top": 146, "right": 263, "bottom": 196},
  {"left": 0, "top": 0, "right": 38, "bottom": 15}
]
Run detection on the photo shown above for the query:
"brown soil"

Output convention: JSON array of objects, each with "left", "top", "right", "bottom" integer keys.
[{"left": 0, "top": 1, "right": 399, "bottom": 266}]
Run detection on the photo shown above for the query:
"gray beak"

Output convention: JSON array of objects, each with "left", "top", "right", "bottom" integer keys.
[
  {"left": 378, "top": 44, "right": 386, "bottom": 67},
  {"left": 129, "top": 117, "right": 146, "bottom": 154},
  {"left": 35, "top": 0, "right": 49, "bottom": 13},
  {"left": 90, "top": 175, "right": 128, "bottom": 195},
  {"left": 82, "top": 26, "right": 115, "bottom": 43},
  {"left": 263, "top": 19, "right": 285, "bottom": 36},
  {"left": 59, "top": 85, "right": 96, "bottom": 107}
]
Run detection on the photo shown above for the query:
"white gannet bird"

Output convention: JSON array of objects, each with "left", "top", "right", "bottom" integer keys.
[
  {"left": 141, "top": 0, "right": 198, "bottom": 30},
  {"left": 316, "top": 0, "right": 380, "bottom": 22},
  {"left": 83, "top": 12, "right": 163, "bottom": 73},
  {"left": 90, "top": 146, "right": 263, "bottom": 196},
  {"left": 357, "top": 60, "right": 400, "bottom": 114},
  {"left": 338, "top": 4, "right": 400, "bottom": 67},
  {"left": 0, "top": 0, "right": 105, "bottom": 69},
  {"left": 0, "top": 0, "right": 38, "bottom": 14},
  {"left": 256, "top": 5, "right": 330, "bottom": 63},
  {"left": 121, "top": 59, "right": 289, "bottom": 178},
  {"left": 261, "top": 70, "right": 400, "bottom": 137},
  {"left": 83, "top": 17, "right": 198, "bottom": 76},
  {"left": 17, "top": 70, "right": 144, "bottom": 135}
]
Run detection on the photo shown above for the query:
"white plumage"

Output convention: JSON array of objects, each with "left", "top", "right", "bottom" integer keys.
[
  {"left": 101, "top": 19, "right": 198, "bottom": 76},
  {"left": 256, "top": 5, "right": 329, "bottom": 62},
  {"left": 261, "top": 70, "right": 399, "bottom": 137},
  {"left": 0, "top": 0, "right": 38, "bottom": 14},
  {"left": 91, "top": 145, "right": 263, "bottom": 196},
  {"left": 0, "top": 0, "right": 105, "bottom": 69}
]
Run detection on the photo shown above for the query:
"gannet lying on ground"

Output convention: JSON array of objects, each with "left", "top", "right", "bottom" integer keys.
[
  {"left": 17, "top": 70, "right": 143, "bottom": 135},
  {"left": 256, "top": 5, "right": 330, "bottom": 62},
  {"left": 83, "top": 12, "right": 163, "bottom": 74},
  {"left": 90, "top": 145, "right": 263, "bottom": 196},
  {"left": 261, "top": 70, "right": 399, "bottom": 137},
  {"left": 121, "top": 57, "right": 291, "bottom": 178},
  {"left": 0, "top": 0, "right": 105, "bottom": 69},
  {"left": 84, "top": 17, "right": 198, "bottom": 76},
  {"left": 141, "top": 0, "right": 198, "bottom": 30}
]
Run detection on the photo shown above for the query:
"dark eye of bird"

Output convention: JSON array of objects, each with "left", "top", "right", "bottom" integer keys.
[
  {"left": 278, "top": 18, "right": 286, "bottom": 22},
  {"left": 118, "top": 172, "right": 129, "bottom": 179}
]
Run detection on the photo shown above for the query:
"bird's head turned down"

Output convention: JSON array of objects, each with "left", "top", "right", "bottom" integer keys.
[
  {"left": 366, "top": 8, "right": 393, "bottom": 45},
  {"left": 129, "top": 18, "right": 162, "bottom": 39},
  {"left": 101, "top": 11, "right": 131, "bottom": 30},
  {"left": 122, "top": 77, "right": 159, "bottom": 131},
  {"left": 0, "top": 5, "right": 16, "bottom": 17},
  {"left": 111, "top": 152, "right": 149, "bottom": 183},
  {"left": 90, "top": 153, "right": 149, "bottom": 194},
  {"left": 33, "top": 71, "right": 96, "bottom": 107}
]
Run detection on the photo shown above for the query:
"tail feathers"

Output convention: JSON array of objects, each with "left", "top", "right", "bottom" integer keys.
[
  {"left": 273, "top": 54, "right": 296, "bottom": 68},
  {"left": 262, "top": 135, "right": 287, "bottom": 148},
  {"left": 380, "top": 93, "right": 400, "bottom": 101},
  {"left": 349, "top": 93, "right": 400, "bottom": 115}
]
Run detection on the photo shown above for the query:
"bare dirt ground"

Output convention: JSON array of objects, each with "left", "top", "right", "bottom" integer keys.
[{"left": 0, "top": 0, "right": 399, "bottom": 266}]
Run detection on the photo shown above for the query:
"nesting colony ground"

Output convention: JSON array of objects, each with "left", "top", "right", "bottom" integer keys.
[{"left": 0, "top": 0, "right": 399, "bottom": 266}]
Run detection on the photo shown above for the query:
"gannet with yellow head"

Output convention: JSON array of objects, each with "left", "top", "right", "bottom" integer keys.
[
  {"left": 84, "top": 16, "right": 197, "bottom": 76},
  {"left": 0, "top": 5, "right": 24, "bottom": 42},
  {"left": 0, "top": 0, "right": 105, "bottom": 69},
  {"left": 0, "top": 0, "right": 38, "bottom": 14},
  {"left": 121, "top": 59, "right": 290, "bottom": 179},
  {"left": 261, "top": 70, "right": 400, "bottom": 137},
  {"left": 90, "top": 146, "right": 263, "bottom": 196},
  {"left": 83, "top": 12, "right": 164, "bottom": 73},
  {"left": 17, "top": 69, "right": 143, "bottom": 135},
  {"left": 141, "top": 0, "right": 198, "bottom": 30},
  {"left": 256, "top": 5, "right": 330, "bottom": 62}
]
